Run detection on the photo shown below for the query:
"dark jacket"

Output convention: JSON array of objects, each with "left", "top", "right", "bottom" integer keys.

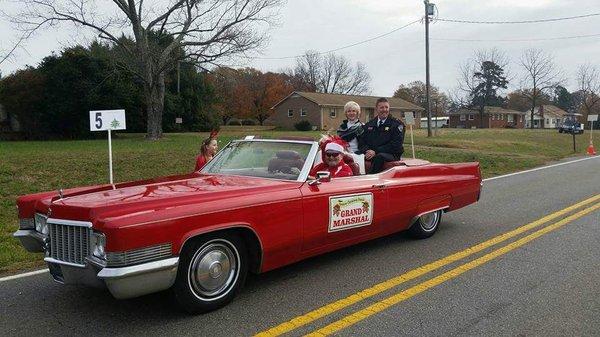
[{"left": 358, "top": 117, "right": 405, "bottom": 159}]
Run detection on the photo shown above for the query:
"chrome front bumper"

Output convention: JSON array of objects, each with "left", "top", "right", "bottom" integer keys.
[
  {"left": 15, "top": 229, "right": 179, "bottom": 299},
  {"left": 13, "top": 229, "right": 45, "bottom": 252},
  {"left": 97, "top": 258, "right": 179, "bottom": 299}
]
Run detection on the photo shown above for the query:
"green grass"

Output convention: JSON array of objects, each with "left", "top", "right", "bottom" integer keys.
[{"left": 0, "top": 129, "right": 591, "bottom": 274}]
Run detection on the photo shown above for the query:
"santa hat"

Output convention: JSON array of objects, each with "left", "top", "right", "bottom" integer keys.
[{"left": 325, "top": 142, "right": 344, "bottom": 153}]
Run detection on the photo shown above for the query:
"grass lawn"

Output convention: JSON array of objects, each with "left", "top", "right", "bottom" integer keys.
[{"left": 0, "top": 128, "right": 591, "bottom": 274}]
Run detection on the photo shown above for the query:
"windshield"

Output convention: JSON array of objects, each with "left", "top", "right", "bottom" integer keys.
[{"left": 202, "top": 140, "right": 314, "bottom": 181}]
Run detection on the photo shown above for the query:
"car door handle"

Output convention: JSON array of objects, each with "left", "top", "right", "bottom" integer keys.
[{"left": 372, "top": 184, "right": 387, "bottom": 189}]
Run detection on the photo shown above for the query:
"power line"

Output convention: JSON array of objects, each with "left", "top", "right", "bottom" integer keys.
[
  {"left": 249, "top": 12, "right": 600, "bottom": 61},
  {"left": 432, "top": 33, "right": 600, "bottom": 42},
  {"left": 436, "top": 12, "right": 600, "bottom": 24},
  {"left": 251, "top": 18, "right": 421, "bottom": 60}
]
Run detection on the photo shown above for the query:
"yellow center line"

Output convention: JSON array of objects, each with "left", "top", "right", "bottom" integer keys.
[
  {"left": 255, "top": 194, "right": 600, "bottom": 337},
  {"left": 306, "top": 202, "right": 600, "bottom": 337}
]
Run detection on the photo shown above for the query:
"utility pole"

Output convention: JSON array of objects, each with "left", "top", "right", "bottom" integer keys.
[{"left": 424, "top": 0, "right": 433, "bottom": 137}]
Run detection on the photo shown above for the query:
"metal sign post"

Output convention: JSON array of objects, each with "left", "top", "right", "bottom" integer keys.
[
  {"left": 405, "top": 111, "right": 416, "bottom": 159},
  {"left": 90, "top": 110, "right": 127, "bottom": 185},
  {"left": 588, "top": 114, "right": 598, "bottom": 143}
]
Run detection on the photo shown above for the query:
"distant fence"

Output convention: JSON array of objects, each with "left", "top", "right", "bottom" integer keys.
[{"left": 220, "top": 125, "right": 277, "bottom": 132}]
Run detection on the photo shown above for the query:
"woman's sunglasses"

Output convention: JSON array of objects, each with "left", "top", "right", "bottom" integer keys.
[{"left": 325, "top": 152, "right": 341, "bottom": 158}]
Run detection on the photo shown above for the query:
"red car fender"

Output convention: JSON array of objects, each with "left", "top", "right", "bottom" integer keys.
[
  {"left": 176, "top": 222, "right": 264, "bottom": 265},
  {"left": 413, "top": 194, "right": 452, "bottom": 222}
]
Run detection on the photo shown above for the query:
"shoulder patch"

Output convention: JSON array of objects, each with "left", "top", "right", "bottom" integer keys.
[{"left": 398, "top": 124, "right": 404, "bottom": 132}]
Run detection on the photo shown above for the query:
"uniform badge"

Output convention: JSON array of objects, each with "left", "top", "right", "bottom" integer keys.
[
  {"left": 367, "top": 127, "right": 373, "bottom": 131},
  {"left": 384, "top": 127, "right": 389, "bottom": 131}
]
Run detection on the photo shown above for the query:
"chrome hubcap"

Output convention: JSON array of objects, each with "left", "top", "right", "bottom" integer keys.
[
  {"left": 188, "top": 240, "right": 239, "bottom": 300},
  {"left": 420, "top": 211, "right": 439, "bottom": 231}
]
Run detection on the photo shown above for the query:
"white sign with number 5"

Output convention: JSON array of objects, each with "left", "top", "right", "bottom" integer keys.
[{"left": 90, "top": 110, "right": 126, "bottom": 131}]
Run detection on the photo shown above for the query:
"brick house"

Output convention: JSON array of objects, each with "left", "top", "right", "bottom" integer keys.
[
  {"left": 268, "top": 91, "right": 424, "bottom": 130},
  {"left": 523, "top": 105, "right": 569, "bottom": 129},
  {"left": 448, "top": 106, "right": 526, "bottom": 129}
]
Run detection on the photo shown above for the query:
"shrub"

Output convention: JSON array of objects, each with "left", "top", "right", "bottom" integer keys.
[
  {"left": 241, "top": 119, "right": 257, "bottom": 126},
  {"left": 294, "top": 120, "right": 312, "bottom": 131}
]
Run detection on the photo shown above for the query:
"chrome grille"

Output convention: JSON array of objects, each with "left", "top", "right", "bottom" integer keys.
[
  {"left": 106, "top": 244, "right": 172, "bottom": 267},
  {"left": 48, "top": 221, "right": 91, "bottom": 266}
]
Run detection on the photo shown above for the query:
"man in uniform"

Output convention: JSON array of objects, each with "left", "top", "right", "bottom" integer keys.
[{"left": 358, "top": 97, "right": 405, "bottom": 174}]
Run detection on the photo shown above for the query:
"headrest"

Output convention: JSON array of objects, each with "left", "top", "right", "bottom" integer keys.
[
  {"left": 342, "top": 154, "right": 355, "bottom": 164},
  {"left": 276, "top": 150, "right": 301, "bottom": 160}
]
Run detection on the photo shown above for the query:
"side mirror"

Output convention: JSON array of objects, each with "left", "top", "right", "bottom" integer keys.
[{"left": 309, "top": 171, "right": 331, "bottom": 186}]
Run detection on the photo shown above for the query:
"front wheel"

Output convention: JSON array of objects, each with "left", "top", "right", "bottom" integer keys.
[
  {"left": 173, "top": 233, "right": 248, "bottom": 314},
  {"left": 408, "top": 210, "right": 443, "bottom": 239}
]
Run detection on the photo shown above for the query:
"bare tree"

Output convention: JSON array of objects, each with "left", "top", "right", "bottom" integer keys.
[
  {"left": 8, "top": 0, "right": 283, "bottom": 139},
  {"left": 290, "top": 51, "right": 370, "bottom": 95},
  {"left": 520, "top": 49, "right": 565, "bottom": 129},
  {"left": 291, "top": 51, "right": 321, "bottom": 92},
  {"left": 576, "top": 63, "right": 600, "bottom": 121}
]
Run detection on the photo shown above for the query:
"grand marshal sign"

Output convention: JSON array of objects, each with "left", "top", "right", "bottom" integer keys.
[{"left": 328, "top": 193, "right": 374, "bottom": 232}]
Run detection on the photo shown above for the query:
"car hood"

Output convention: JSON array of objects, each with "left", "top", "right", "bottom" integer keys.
[{"left": 46, "top": 173, "right": 301, "bottom": 223}]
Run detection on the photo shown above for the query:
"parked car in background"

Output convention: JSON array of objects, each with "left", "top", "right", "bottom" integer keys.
[
  {"left": 14, "top": 138, "right": 482, "bottom": 313},
  {"left": 559, "top": 114, "right": 584, "bottom": 134}
]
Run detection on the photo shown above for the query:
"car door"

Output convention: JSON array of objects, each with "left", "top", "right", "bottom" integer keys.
[{"left": 299, "top": 174, "right": 389, "bottom": 254}]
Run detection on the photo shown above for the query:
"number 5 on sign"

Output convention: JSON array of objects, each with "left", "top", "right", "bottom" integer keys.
[
  {"left": 90, "top": 110, "right": 127, "bottom": 185},
  {"left": 90, "top": 110, "right": 126, "bottom": 131}
]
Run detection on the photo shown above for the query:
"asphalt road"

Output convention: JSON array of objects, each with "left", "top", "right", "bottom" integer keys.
[{"left": 1, "top": 156, "right": 599, "bottom": 337}]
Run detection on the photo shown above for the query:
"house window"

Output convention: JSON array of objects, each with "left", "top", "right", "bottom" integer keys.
[
  {"left": 287, "top": 109, "right": 293, "bottom": 117},
  {"left": 329, "top": 109, "right": 336, "bottom": 118},
  {"left": 460, "top": 114, "right": 466, "bottom": 121},
  {"left": 300, "top": 108, "right": 307, "bottom": 117},
  {"left": 508, "top": 114, "right": 514, "bottom": 122},
  {"left": 468, "top": 114, "right": 474, "bottom": 120},
  {"left": 546, "top": 118, "right": 549, "bottom": 124}
]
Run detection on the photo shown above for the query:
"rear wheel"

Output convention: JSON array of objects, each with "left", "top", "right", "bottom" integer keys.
[
  {"left": 408, "top": 210, "right": 443, "bottom": 239},
  {"left": 173, "top": 233, "right": 248, "bottom": 314}
]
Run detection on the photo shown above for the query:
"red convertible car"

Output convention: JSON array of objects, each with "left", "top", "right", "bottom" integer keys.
[{"left": 14, "top": 138, "right": 481, "bottom": 313}]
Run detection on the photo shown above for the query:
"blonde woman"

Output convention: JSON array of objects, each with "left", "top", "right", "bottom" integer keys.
[{"left": 336, "top": 101, "right": 364, "bottom": 154}]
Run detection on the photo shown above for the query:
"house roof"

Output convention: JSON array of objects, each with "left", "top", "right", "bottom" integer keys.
[
  {"left": 449, "top": 106, "right": 525, "bottom": 115},
  {"left": 272, "top": 91, "right": 424, "bottom": 111},
  {"left": 537, "top": 105, "right": 568, "bottom": 117}
]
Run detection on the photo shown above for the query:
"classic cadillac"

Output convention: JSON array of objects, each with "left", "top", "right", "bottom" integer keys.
[{"left": 14, "top": 138, "right": 482, "bottom": 313}]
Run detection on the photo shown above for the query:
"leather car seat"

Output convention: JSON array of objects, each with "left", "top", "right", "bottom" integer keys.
[
  {"left": 268, "top": 151, "right": 304, "bottom": 174},
  {"left": 342, "top": 154, "right": 360, "bottom": 176}
]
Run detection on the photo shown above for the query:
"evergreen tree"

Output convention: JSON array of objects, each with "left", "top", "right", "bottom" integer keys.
[
  {"left": 471, "top": 61, "right": 508, "bottom": 128},
  {"left": 553, "top": 86, "right": 574, "bottom": 112}
]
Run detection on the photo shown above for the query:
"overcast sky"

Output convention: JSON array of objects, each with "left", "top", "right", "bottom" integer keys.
[{"left": 1, "top": 0, "right": 599, "bottom": 96}]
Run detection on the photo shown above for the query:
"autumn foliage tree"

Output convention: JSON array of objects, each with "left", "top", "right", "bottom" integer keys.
[
  {"left": 393, "top": 81, "right": 449, "bottom": 116},
  {"left": 209, "top": 67, "right": 292, "bottom": 125}
]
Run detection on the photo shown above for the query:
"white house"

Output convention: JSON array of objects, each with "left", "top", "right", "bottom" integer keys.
[{"left": 524, "top": 105, "right": 567, "bottom": 129}]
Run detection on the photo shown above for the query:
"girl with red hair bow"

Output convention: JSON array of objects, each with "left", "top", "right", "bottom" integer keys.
[{"left": 195, "top": 130, "right": 219, "bottom": 171}]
